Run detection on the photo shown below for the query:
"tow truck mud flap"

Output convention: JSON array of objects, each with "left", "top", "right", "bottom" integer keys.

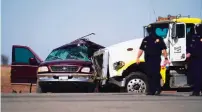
[{"left": 108, "top": 78, "right": 126, "bottom": 87}]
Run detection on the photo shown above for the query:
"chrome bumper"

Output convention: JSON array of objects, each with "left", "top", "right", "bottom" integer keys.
[{"left": 37, "top": 73, "right": 95, "bottom": 83}]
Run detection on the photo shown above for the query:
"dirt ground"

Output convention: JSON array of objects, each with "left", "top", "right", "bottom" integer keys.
[{"left": 1, "top": 66, "right": 36, "bottom": 93}]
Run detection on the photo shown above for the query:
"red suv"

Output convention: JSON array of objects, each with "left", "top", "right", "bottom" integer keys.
[{"left": 11, "top": 38, "right": 104, "bottom": 93}]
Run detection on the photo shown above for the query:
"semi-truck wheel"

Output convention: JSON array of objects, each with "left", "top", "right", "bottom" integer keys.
[{"left": 125, "top": 72, "right": 149, "bottom": 94}]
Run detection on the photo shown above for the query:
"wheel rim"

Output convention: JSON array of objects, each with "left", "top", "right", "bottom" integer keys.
[{"left": 127, "top": 78, "right": 146, "bottom": 93}]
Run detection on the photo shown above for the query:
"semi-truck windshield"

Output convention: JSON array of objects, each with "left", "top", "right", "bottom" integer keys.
[
  {"left": 145, "top": 23, "right": 169, "bottom": 39},
  {"left": 145, "top": 23, "right": 194, "bottom": 39},
  {"left": 45, "top": 46, "right": 90, "bottom": 61}
]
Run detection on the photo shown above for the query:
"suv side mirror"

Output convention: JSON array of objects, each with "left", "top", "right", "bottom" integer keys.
[
  {"left": 172, "top": 23, "right": 177, "bottom": 39},
  {"left": 29, "top": 57, "right": 38, "bottom": 65}
]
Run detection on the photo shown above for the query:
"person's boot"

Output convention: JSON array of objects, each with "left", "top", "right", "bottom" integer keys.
[
  {"left": 146, "top": 92, "right": 155, "bottom": 95},
  {"left": 190, "top": 92, "right": 200, "bottom": 96},
  {"left": 155, "top": 89, "right": 162, "bottom": 96},
  {"left": 146, "top": 90, "right": 155, "bottom": 95}
]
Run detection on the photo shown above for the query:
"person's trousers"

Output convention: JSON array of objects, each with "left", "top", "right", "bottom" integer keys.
[
  {"left": 187, "top": 57, "right": 194, "bottom": 85},
  {"left": 145, "top": 57, "right": 161, "bottom": 94},
  {"left": 191, "top": 57, "right": 202, "bottom": 93}
]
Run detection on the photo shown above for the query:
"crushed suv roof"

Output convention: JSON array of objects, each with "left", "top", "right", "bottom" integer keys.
[{"left": 54, "top": 38, "right": 105, "bottom": 50}]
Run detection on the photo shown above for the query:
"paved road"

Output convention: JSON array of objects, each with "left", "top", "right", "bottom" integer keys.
[{"left": 2, "top": 93, "right": 202, "bottom": 112}]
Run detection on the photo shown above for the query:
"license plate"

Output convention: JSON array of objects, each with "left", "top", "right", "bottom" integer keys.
[{"left": 59, "top": 76, "right": 68, "bottom": 80}]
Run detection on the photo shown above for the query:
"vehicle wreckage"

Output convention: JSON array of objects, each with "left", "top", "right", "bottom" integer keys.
[{"left": 11, "top": 34, "right": 104, "bottom": 93}]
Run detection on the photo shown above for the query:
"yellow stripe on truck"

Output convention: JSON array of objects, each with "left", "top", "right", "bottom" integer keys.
[
  {"left": 117, "top": 60, "right": 167, "bottom": 85},
  {"left": 172, "top": 18, "right": 202, "bottom": 24},
  {"left": 117, "top": 59, "right": 145, "bottom": 75}
]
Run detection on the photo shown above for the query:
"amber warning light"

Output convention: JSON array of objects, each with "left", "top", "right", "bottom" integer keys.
[{"left": 157, "top": 16, "right": 177, "bottom": 21}]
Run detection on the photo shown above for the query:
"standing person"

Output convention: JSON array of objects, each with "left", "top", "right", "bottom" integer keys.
[
  {"left": 136, "top": 25, "right": 169, "bottom": 95},
  {"left": 186, "top": 24, "right": 202, "bottom": 96},
  {"left": 186, "top": 26, "right": 195, "bottom": 86}
]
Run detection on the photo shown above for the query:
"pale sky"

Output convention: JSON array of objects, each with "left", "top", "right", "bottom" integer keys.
[{"left": 1, "top": 0, "right": 202, "bottom": 63}]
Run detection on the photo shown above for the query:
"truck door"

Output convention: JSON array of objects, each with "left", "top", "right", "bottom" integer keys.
[
  {"left": 11, "top": 45, "right": 42, "bottom": 84},
  {"left": 169, "top": 23, "right": 186, "bottom": 62}
]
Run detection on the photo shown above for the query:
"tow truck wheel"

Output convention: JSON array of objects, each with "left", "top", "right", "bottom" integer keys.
[{"left": 125, "top": 72, "right": 149, "bottom": 94}]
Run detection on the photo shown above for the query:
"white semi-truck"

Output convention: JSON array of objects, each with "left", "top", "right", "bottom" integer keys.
[{"left": 92, "top": 15, "right": 202, "bottom": 93}]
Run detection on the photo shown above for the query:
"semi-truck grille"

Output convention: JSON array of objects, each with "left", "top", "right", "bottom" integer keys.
[{"left": 50, "top": 66, "right": 79, "bottom": 72}]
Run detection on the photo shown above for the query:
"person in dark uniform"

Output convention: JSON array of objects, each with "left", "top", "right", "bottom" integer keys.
[
  {"left": 186, "top": 26, "right": 195, "bottom": 86},
  {"left": 186, "top": 24, "right": 202, "bottom": 96},
  {"left": 136, "top": 25, "right": 169, "bottom": 95}
]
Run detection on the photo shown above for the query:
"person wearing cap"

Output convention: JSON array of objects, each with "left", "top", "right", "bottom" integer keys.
[
  {"left": 136, "top": 25, "right": 169, "bottom": 95},
  {"left": 186, "top": 24, "right": 202, "bottom": 96}
]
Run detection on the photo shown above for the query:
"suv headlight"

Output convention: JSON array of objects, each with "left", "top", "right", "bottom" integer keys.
[
  {"left": 81, "top": 67, "right": 90, "bottom": 73},
  {"left": 38, "top": 66, "right": 49, "bottom": 73}
]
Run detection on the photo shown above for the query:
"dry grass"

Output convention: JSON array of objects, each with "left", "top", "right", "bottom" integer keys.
[{"left": 1, "top": 66, "right": 36, "bottom": 93}]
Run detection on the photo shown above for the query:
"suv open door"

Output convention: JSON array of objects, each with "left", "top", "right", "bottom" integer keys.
[{"left": 11, "top": 45, "right": 42, "bottom": 84}]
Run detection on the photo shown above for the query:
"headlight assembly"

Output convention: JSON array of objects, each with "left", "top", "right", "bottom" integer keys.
[
  {"left": 113, "top": 61, "right": 125, "bottom": 70},
  {"left": 81, "top": 67, "right": 90, "bottom": 73},
  {"left": 38, "top": 66, "right": 49, "bottom": 73}
]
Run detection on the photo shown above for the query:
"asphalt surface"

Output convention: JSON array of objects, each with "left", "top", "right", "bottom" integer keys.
[{"left": 1, "top": 93, "right": 202, "bottom": 112}]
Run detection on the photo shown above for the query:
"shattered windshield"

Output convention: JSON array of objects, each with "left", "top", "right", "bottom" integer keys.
[{"left": 45, "top": 45, "right": 90, "bottom": 61}]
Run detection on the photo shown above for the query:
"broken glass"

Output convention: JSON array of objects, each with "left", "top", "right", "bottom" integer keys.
[{"left": 45, "top": 45, "right": 90, "bottom": 61}]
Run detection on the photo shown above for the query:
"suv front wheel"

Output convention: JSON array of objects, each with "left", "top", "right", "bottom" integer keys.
[{"left": 36, "top": 81, "right": 47, "bottom": 93}]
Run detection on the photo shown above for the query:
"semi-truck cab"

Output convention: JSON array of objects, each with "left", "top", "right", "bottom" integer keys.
[{"left": 92, "top": 15, "right": 202, "bottom": 93}]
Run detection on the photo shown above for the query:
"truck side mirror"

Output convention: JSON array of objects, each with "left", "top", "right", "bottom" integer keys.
[
  {"left": 143, "top": 26, "right": 148, "bottom": 38},
  {"left": 171, "top": 23, "right": 177, "bottom": 39},
  {"left": 29, "top": 57, "right": 38, "bottom": 65}
]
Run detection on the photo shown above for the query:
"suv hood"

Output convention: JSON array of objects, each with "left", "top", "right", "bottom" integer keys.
[{"left": 40, "top": 59, "right": 92, "bottom": 66}]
